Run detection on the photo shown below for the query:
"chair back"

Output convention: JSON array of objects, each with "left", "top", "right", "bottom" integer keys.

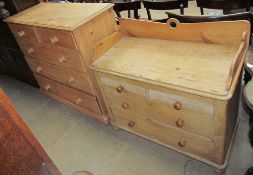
[
  {"left": 142, "top": 0, "right": 188, "bottom": 20},
  {"left": 196, "top": 0, "right": 251, "bottom": 15},
  {"left": 112, "top": 1, "right": 141, "bottom": 19}
]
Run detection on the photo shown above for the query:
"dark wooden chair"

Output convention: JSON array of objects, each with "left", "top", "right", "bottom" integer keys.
[
  {"left": 142, "top": 0, "right": 188, "bottom": 20},
  {"left": 196, "top": 0, "right": 251, "bottom": 15},
  {"left": 102, "top": 0, "right": 141, "bottom": 19}
]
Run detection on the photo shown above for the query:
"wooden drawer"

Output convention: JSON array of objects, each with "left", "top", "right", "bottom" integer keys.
[
  {"left": 8, "top": 24, "right": 38, "bottom": 43},
  {"left": 149, "top": 89, "right": 214, "bottom": 117},
  {"left": 111, "top": 107, "right": 214, "bottom": 160},
  {"left": 150, "top": 103, "right": 212, "bottom": 138},
  {"left": 36, "top": 27, "right": 77, "bottom": 51},
  {"left": 35, "top": 75, "right": 101, "bottom": 115},
  {"left": 103, "top": 86, "right": 148, "bottom": 117},
  {"left": 26, "top": 57, "right": 94, "bottom": 95},
  {"left": 99, "top": 75, "right": 146, "bottom": 97},
  {"left": 20, "top": 43, "right": 85, "bottom": 73}
]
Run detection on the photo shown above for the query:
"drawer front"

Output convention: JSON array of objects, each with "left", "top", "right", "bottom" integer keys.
[
  {"left": 111, "top": 107, "right": 214, "bottom": 160},
  {"left": 26, "top": 57, "right": 94, "bottom": 95},
  {"left": 20, "top": 43, "right": 85, "bottom": 73},
  {"left": 149, "top": 89, "right": 214, "bottom": 117},
  {"left": 35, "top": 75, "right": 101, "bottom": 115},
  {"left": 9, "top": 24, "right": 39, "bottom": 43},
  {"left": 103, "top": 86, "right": 148, "bottom": 117},
  {"left": 100, "top": 75, "right": 146, "bottom": 97},
  {"left": 150, "top": 103, "right": 212, "bottom": 138},
  {"left": 36, "top": 27, "right": 77, "bottom": 50}
]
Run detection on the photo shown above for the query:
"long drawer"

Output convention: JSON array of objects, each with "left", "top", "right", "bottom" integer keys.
[
  {"left": 35, "top": 75, "right": 101, "bottom": 115},
  {"left": 111, "top": 106, "right": 214, "bottom": 160},
  {"left": 20, "top": 43, "right": 85, "bottom": 73},
  {"left": 150, "top": 102, "right": 212, "bottom": 138},
  {"left": 26, "top": 57, "right": 94, "bottom": 95},
  {"left": 149, "top": 89, "right": 214, "bottom": 117}
]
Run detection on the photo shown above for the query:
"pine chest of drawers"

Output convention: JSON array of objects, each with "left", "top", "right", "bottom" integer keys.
[
  {"left": 5, "top": 3, "right": 116, "bottom": 124},
  {"left": 91, "top": 19, "right": 250, "bottom": 170}
]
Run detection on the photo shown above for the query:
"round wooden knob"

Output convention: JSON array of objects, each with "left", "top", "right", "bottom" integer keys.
[
  {"left": 178, "top": 139, "right": 186, "bottom": 147},
  {"left": 122, "top": 102, "right": 129, "bottom": 109},
  {"left": 36, "top": 66, "right": 42, "bottom": 73},
  {"left": 27, "top": 48, "right": 34, "bottom": 54},
  {"left": 44, "top": 84, "right": 51, "bottom": 91},
  {"left": 116, "top": 85, "right": 124, "bottom": 93},
  {"left": 128, "top": 121, "right": 135, "bottom": 128},
  {"left": 75, "top": 98, "right": 82, "bottom": 105},
  {"left": 50, "top": 36, "right": 58, "bottom": 44},
  {"left": 58, "top": 56, "right": 66, "bottom": 63},
  {"left": 18, "top": 30, "right": 25, "bottom": 38},
  {"left": 68, "top": 77, "right": 75, "bottom": 83},
  {"left": 176, "top": 118, "right": 184, "bottom": 128},
  {"left": 174, "top": 101, "right": 182, "bottom": 110}
]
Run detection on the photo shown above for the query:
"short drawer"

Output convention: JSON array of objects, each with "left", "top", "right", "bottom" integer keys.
[
  {"left": 150, "top": 102, "right": 212, "bottom": 138},
  {"left": 8, "top": 24, "right": 38, "bottom": 43},
  {"left": 36, "top": 27, "right": 77, "bottom": 50},
  {"left": 26, "top": 57, "right": 94, "bottom": 95},
  {"left": 20, "top": 43, "right": 85, "bottom": 73},
  {"left": 104, "top": 86, "right": 148, "bottom": 117},
  {"left": 99, "top": 75, "right": 146, "bottom": 97},
  {"left": 149, "top": 89, "right": 214, "bottom": 117},
  {"left": 35, "top": 75, "right": 101, "bottom": 115},
  {"left": 111, "top": 107, "right": 214, "bottom": 160}
]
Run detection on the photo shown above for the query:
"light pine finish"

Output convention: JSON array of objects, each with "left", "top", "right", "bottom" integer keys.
[
  {"left": 5, "top": 3, "right": 116, "bottom": 124},
  {"left": 91, "top": 19, "right": 250, "bottom": 170}
]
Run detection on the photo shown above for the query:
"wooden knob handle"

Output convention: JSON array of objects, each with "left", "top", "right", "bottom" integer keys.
[
  {"left": 68, "top": 77, "right": 75, "bottom": 83},
  {"left": 44, "top": 84, "right": 51, "bottom": 91},
  {"left": 128, "top": 121, "right": 135, "bottom": 128},
  {"left": 116, "top": 85, "right": 124, "bottom": 93},
  {"left": 174, "top": 101, "right": 182, "bottom": 110},
  {"left": 18, "top": 30, "right": 25, "bottom": 38},
  {"left": 36, "top": 66, "right": 42, "bottom": 73},
  {"left": 50, "top": 36, "right": 58, "bottom": 44},
  {"left": 122, "top": 102, "right": 129, "bottom": 109},
  {"left": 58, "top": 56, "right": 66, "bottom": 63},
  {"left": 27, "top": 48, "right": 34, "bottom": 54},
  {"left": 178, "top": 139, "right": 186, "bottom": 147},
  {"left": 176, "top": 118, "right": 184, "bottom": 128},
  {"left": 75, "top": 98, "right": 82, "bottom": 105}
]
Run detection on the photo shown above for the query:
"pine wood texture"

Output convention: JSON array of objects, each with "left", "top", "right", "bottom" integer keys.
[
  {"left": 5, "top": 3, "right": 116, "bottom": 124},
  {"left": 5, "top": 3, "right": 114, "bottom": 31},
  {"left": 91, "top": 19, "right": 250, "bottom": 169},
  {"left": 0, "top": 88, "right": 61, "bottom": 175}
]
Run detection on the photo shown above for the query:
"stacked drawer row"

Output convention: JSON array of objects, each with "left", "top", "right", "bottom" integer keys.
[
  {"left": 8, "top": 23, "right": 103, "bottom": 118},
  {"left": 96, "top": 73, "right": 216, "bottom": 161}
]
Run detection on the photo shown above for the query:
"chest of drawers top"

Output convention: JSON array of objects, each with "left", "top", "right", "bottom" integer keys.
[
  {"left": 4, "top": 3, "right": 113, "bottom": 31},
  {"left": 92, "top": 19, "right": 250, "bottom": 100}
]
